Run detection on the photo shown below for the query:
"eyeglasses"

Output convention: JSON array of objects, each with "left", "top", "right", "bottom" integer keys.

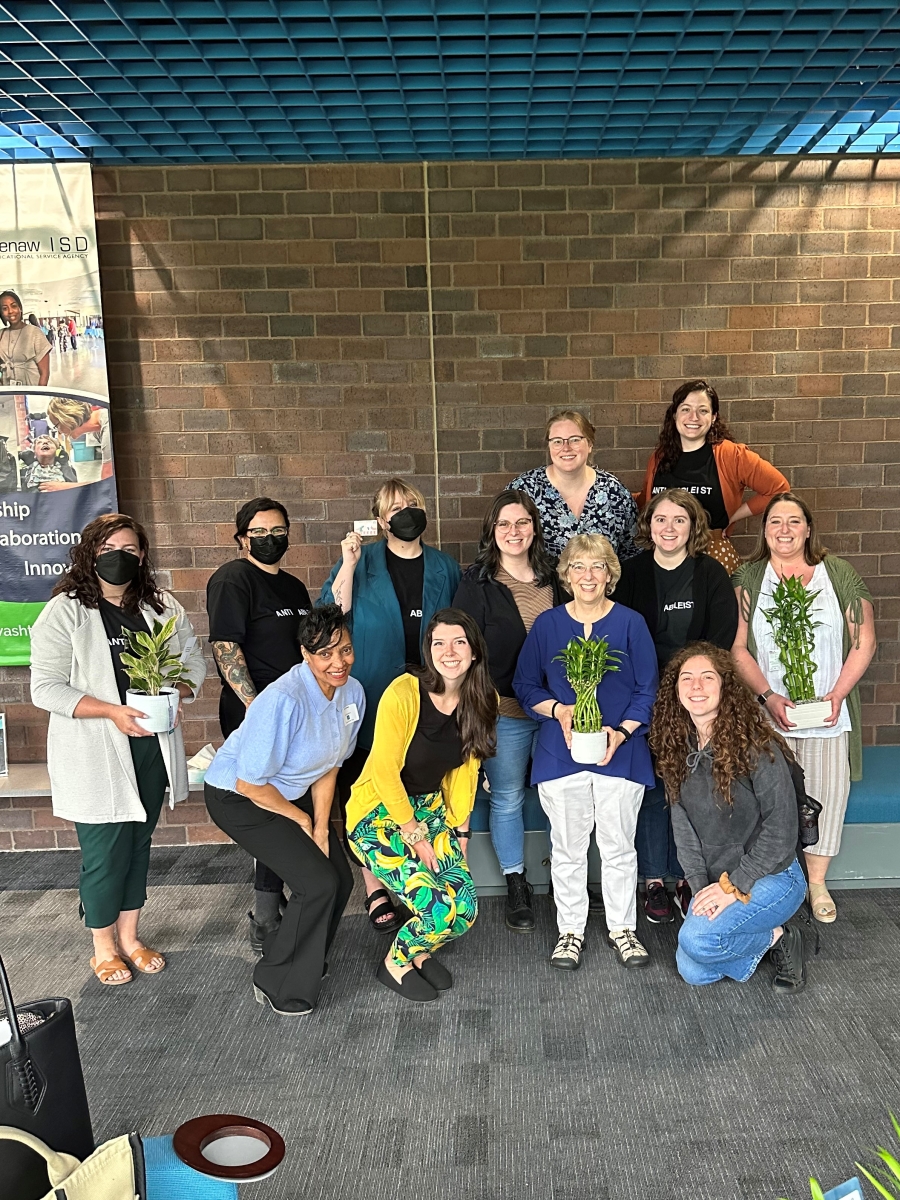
[
  {"left": 247, "top": 526, "right": 288, "bottom": 537},
  {"left": 568, "top": 562, "right": 609, "bottom": 575},
  {"left": 495, "top": 518, "right": 533, "bottom": 533},
  {"left": 548, "top": 436, "right": 587, "bottom": 450}
]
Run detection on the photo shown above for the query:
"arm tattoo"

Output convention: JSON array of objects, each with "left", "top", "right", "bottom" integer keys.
[{"left": 211, "top": 641, "right": 258, "bottom": 706}]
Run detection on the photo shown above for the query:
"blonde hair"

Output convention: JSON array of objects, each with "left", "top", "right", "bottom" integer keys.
[
  {"left": 558, "top": 532, "right": 621, "bottom": 593},
  {"left": 637, "top": 488, "right": 712, "bottom": 557},
  {"left": 371, "top": 477, "right": 427, "bottom": 523},
  {"left": 545, "top": 409, "right": 595, "bottom": 445},
  {"left": 47, "top": 396, "right": 91, "bottom": 434}
]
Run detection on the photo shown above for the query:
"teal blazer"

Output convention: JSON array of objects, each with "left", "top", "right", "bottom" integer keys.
[{"left": 319, "top": 540, "right": 462, "bottom": 749}]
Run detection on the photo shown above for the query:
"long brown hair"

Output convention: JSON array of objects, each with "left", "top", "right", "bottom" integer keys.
[
  {"left": 746, "top": 491, "right": 829, "bottom": 566},
  {"left": 412, "top": 608, "right": 498, "bottom": 762},
  {"left": 649, "top": 642, "right": 785, "bottom": 805},
  {"left": 653, "top": 380, "right": 734, "bottom": 472},
  {"left": 471, "top": 489, "right": 557, "bottom": 587},
  {"left": 52, "top": 512, "right": 165, "bottom": 615},
  {"left": 636, "top": 487, "right": 711, "bottom": 557}
]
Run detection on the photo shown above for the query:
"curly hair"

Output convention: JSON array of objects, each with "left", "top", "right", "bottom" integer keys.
[
  {"left": 653, "top": 380, "right": 734, "bottom": 473},
  {"left": 413, "top": 607, "right": 498, "bottom": 763},
  {"left": 649, "top": 641, "right": 785, "bottom": 806},
  {"left": 52, "top": 513, "right": 165, "bottom": 616},
  {"left": 636, "top": 487, "right": 711, "bottom": 557}
]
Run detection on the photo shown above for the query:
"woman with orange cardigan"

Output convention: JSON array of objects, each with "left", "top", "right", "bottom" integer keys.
[{"left": 635, "top": 380, "right": 789, "bottom": 573}]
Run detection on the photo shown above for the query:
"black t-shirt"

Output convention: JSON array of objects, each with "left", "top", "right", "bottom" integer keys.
[
  {"left": 654, "top": 557, "right": 696, "bottom": 670},
  {"left": 400, "top": 682, "right": 464, "bottom": 796},
  {"left": 206, "top": 558, "right": 311, "bottom": 691},
  {"left": 385, "top": 547, "right": 425, "bottom": 667},
  {"left": 652, "top": 443, "right": 730, "bottom": 530},
  {"left": 99, "top": 598, "right": 153, "bottom": 705}
]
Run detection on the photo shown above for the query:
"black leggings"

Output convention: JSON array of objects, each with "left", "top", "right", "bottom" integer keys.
[{"left": 205, "top": 784, "right": 353, "bottom": 1007}]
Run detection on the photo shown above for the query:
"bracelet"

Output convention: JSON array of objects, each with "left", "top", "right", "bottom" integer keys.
[
  {"left": 399, "top": 821, "right": 429, "bottom": 847},
  {"left": 613, "top": 724, "right": 633, "bottom": 742},
  {"left": 551, "top": 701, "right": 560, "bottom": 719},
  {"left": 454, "top": 828, "right": 472, "bottom": 840},
  {"left": 718, "top": 871, "right": 751, "bottom": 904}
]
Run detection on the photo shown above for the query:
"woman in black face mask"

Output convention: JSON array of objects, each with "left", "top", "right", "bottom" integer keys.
[
  {"left": 205, "top": 497, "right": 313, "bottom": 950},
  {"left": 30, "top": 513, "right": 206, "bottom": 987},
  {"left": 320, "top": 478, "right": 462, "bottom": 933}
]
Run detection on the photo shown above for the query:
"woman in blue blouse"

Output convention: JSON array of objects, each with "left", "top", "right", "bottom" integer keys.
[
  {"left": 205, "top": 606, "right": 364, "bottom": 1017},
  {"left": 320, "top": 477, "right": 461, "bottom": 933},
  {"left": 508, "top": 410, "right": 639, "bottom": 561},
  {"left": 514, "top": 533, "right": 658, "bottom": 972}
]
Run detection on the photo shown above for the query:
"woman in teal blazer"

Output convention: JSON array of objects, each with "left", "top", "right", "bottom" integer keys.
[{"left": 319, "top": 477, "right": 461, "bottom": 930}]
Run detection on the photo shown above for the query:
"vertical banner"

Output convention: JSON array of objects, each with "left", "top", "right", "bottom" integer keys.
[{"left": 0, "top": 163, "right": 116, "bottom": 665}]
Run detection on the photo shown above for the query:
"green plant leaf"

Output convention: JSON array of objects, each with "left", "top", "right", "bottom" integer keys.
[
  {"left": 809, "top": 1180, "right": 826, "bottom": 1200},
  {"left": 876, "top": 1149, "right": 900, "bottom": 1183},
  {"left": 857, "top": 1164, "right": 899, "bottom": 1200}
]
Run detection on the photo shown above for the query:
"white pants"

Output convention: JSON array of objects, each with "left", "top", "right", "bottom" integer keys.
[{"left": 538, "top": 771, "right": 645, "bottom": 937}]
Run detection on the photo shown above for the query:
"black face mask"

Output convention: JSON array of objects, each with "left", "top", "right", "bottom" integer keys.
[
  {"left": 95, "top": 550, "right": 141, "bottom": 586},
  {"left": 248, "top": 533, "right": 289, "bottom": 565},
  {"left": 388, "top": 507, "right": 427, "bottom": 542}
]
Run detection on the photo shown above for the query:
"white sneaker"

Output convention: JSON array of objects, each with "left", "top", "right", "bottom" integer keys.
[
  {"left": 550, "top": 932, "right": 583, "bottom": 971},
  {"left": 607, "top": 927, "right": 650, "bottom": 969}
]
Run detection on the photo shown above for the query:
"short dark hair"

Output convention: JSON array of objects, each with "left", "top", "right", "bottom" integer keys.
[
  {"left": 233, "top": 497, "right": 290, "bottom": 544},
  {"left": 299, "top": 604, "right": 350, "bottom": 654}
]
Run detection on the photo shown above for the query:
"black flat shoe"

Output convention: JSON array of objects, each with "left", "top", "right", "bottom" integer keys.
[
  {"left": 415, "top": 956, "right": 452, "bottom": 990},
  {"left": 253, "top": 984, "right": 313, "bottom": 1016},
  {"left": 365, "top": 888, "right": 402, "bottom": 934},
  {"left": 376, "top": 961, "right": 437, "bottom": 1003}
]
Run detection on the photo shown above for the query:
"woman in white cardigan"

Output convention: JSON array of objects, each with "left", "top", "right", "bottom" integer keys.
[{"left": 30, "top": 513, "right": 206, "bottom": 986}]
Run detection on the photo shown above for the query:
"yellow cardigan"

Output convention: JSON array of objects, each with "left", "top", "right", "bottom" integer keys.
[{"left": 346, "top": 673, "right": 482, "bottom": 834}]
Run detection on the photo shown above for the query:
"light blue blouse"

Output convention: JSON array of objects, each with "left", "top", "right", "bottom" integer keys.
[{"left": 205, "top": 661, "right": 366, "bottom": 800}]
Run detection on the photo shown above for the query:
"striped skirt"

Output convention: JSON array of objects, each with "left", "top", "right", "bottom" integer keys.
[{"left": 785, "top": 732, "right": 850, "bottom": 858}]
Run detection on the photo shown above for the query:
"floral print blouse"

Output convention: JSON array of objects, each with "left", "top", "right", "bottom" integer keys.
[{"left": 507, "top": 466, "right": 640, "bottom": 562}]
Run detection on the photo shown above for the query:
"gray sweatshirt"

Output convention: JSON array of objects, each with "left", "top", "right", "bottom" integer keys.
[{"left": 669, "top": 742, "right": 798, "bottom": 897}]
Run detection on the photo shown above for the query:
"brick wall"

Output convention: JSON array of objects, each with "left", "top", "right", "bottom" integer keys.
[{"left": 1, "top": 156, "right": 898, "bottom": 843}]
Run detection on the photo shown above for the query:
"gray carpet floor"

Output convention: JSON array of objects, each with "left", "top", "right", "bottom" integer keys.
[{"left": 1, "top": 849, "right": 899, "bottom": 1200}]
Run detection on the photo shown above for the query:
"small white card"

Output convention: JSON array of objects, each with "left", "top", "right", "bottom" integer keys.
[
  {"left": 353, "top": 520, "right": 378, "bottom": 536},
  {"left": 343, "top": 703, "right": 360, "bottom": 725}
]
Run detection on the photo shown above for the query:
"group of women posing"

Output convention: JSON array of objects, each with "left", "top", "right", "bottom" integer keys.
[{"left": 30, "top": 381, "right": 876, "bottom": 1013}]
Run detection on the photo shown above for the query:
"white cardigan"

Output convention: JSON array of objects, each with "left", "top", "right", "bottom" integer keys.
[{"left": 30, "top": 591, "right": 207, "bottom": 824}]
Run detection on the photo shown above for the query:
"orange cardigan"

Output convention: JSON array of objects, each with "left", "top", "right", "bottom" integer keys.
[{"left": 635, "top": 439, "right": 790, "bottom": 534}]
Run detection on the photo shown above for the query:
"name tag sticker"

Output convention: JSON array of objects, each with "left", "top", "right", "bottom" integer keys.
[{"left": 343, "top": 703, "right": 359, "bottom": 725}]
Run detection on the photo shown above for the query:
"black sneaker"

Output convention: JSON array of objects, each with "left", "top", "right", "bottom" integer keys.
[
  {"left": 770, "top": 923, "right": 806, "bottom": 993},
  {"left": 643, "top": 881, "right": 674, "bottom": 924},
  {"left": 673, "top": 880, "right": 692, "bottom": 919},
  {"left": 505, "top": 871, "right": 535, "bottom": 932}
]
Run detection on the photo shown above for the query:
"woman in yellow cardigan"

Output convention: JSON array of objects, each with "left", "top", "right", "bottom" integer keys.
[{"left": 348, "top": 608, "right": 498, "bottom": 1003}]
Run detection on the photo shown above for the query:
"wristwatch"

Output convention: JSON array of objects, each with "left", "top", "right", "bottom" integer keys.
[
  {"left": 613, "top": 725, "right": 633, "bottom": 742},
  {"left": 757, "top": 688, "right": 774, "bottom": 705}
]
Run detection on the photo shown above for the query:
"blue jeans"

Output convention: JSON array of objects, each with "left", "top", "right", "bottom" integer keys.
[
  {"left": 482, "top": 714, "right": 540, "bottom": 875},
  {"left": 676, "top": 858, "right": 806, "bottom": 986},
  {"left": 635, "top": 778, "right": 683, "bottom": 880}
]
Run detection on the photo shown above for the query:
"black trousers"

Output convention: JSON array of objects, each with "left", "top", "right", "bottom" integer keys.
[
  {"left": 218, "top": 686, "right": 286, "bottom": 896},
  {"left": 205, "top": 783, "right": 353, "bottom": 1007}
]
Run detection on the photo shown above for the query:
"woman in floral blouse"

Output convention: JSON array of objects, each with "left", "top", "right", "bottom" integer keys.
[{"left": 509, "top": 410, "right": 639, "bottom": 562}]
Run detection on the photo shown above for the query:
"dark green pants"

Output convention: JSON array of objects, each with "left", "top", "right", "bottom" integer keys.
[{"left": 75, "top": 736, "right": 168, "bottom": 929}]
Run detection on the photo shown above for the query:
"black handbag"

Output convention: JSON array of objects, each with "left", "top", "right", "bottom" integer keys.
[{"left": 0, "top": 952, "right": 94, "bottom": 1200}]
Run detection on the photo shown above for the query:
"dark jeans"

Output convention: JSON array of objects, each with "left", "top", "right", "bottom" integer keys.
[
  {"left": 635, "top": 778, "right": 683, "bottom": 881},
  {"left": 75, "top": 736, "right": 168, "bottom": 928},
  {"left": 205, "top": 783, "right": 353, "bottom": 1007}
]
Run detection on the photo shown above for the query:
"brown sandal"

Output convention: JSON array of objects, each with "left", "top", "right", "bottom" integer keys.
[
  {"left": 90, "top": 955, "right": 133, "bottom": 986},
  {"left": 124, "top": 946, "right": 166, "bottom": 974}
]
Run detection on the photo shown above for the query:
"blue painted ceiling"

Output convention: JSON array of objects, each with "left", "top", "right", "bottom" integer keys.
[{"left": 1, "top": 1, "right": 900, "bottom": 163}]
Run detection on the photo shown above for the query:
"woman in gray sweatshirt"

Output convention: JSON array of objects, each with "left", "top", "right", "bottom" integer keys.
[{"left": 650, "top": 642, "right": 807, "bottom": 993}]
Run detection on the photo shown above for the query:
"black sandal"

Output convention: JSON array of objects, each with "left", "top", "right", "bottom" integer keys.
[{"left": 365, "top": 888, "right": 402, "bottom": 934}]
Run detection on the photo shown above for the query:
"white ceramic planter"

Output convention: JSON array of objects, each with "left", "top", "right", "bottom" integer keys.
[
  {"left": 126, "top": 687, "right": 179, "bottom": 734},
  {"left": 786, "top": 698, "right": 832, "bottom": 731},
  {"left": 571, "top": 729, "right": 607, "bottom": 765}
]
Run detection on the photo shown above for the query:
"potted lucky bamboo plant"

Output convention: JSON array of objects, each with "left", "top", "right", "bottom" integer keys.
[
  {"left": 763, "top": 574, "right": 831, "bottom": 730},
  {"left": 121, "top": 615, "right": 193, "bottom": 734},
  {"left": 554, "top": 635, "right": 621, "bottom": 764}
]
